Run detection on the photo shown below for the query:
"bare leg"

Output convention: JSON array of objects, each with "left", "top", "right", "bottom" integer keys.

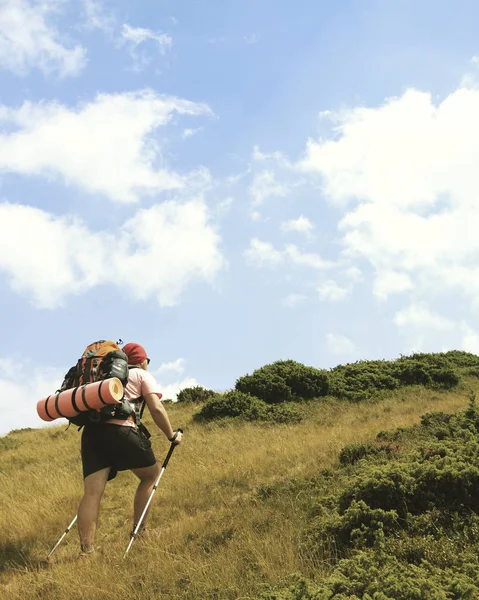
[
  {"left": 77, "top": 467, "right": 110, "bottom": 551},
  {"left": 131, "top": 463, "right": 160, "bottom": 528}
]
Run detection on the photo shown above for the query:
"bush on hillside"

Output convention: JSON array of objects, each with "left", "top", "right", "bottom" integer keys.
[
  {"left": 328, "top": 352, "right": 469, "bottom": 402},
  {"left": 194, "top": 351, "right": 475, "bottom": 424},
  {"left": 252, "top": 404, "right": 479, "bottom": 599},
  {"left": 300, "top": 400, "right": 479, "bottom": 600},
  {"left": 193, "top": 390, "right": 303, "bottom": 424},
  {"left": 236, "top": 360, "right": 329, "bottom": 403},
  {"left": 268, "top": 403, "right": 303, "bottom": 424},
  {"left": 329, "top": 360, "right": 400, "bottom": 402},
  {"left": 176, "top": 386, "right": 215, "bottom": 403},
  {"left": 0, "top": 436, "right": 20, "bottom": 453},
  {"left": 194, "top": 391, "right": 268, "bottom": 421},
  {"left": 407, "top": 350, "right": 479, "bottom": 369},
  {"left": 235, "top": 372, "right": 293, "bottom": 404},
  {"left": 339, "top": 441, "right": 400, "bottom": 466}
]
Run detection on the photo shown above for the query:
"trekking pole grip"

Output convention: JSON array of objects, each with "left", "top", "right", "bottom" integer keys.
[
  {"left": 168, "top": 428, "right": 182, "bottom": 442},
  {"left": 162, "top": 429, "right": 182, "bottom": 469}
]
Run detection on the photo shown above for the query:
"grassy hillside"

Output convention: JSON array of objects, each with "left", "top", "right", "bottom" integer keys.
[{"left": 1, "top": 353, "right": 479, "bottom": 599}]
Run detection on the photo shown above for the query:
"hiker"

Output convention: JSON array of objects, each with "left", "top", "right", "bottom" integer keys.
[{"left": 77, "top": 342, "right": 182, "bottom": 554}]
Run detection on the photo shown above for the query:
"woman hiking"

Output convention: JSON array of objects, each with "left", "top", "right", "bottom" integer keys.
[{"left": 77, "top": 342, "right": 182, "bottom": 555}]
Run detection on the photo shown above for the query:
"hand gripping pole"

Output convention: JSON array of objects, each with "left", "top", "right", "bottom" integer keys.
[{"left": 123, "top": 433, "right": 181, "bottom": 558}]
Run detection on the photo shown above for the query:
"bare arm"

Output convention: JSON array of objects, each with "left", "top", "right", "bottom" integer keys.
[{"left": 143, "top": 393, "right": 182, "bottom": 444}]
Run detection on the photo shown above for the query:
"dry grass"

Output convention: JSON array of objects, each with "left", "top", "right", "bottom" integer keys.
[{"left": 0, "top": 384, "right": 472, "bottom": 599}]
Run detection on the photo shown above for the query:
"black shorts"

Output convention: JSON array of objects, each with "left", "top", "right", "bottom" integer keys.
[{"left": 81, "top": 424, "right": 157, "bottom": 481}]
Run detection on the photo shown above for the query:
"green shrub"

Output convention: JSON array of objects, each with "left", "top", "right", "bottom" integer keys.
[
  {"left": 193, "top": 391, "right": 269, "bottom": 422},
  {"left": 339, "top": 441, "right": 400, "bottom": 466},
  {"left": 251, "top": 403, "right": 479, "bottom": 600},
  {"left": 268, "top": 403, "right": 303, "bottom": 424},
  {"left": 236, "top": 360, "right": 329, "bottom": 404},
  {"left": 193, "top": 391, "right": 303, "bottom": 424},
  {"left": 196, "top": 351, "right": 473, "bottom": 424},
  {"left": 176, "top": 385, "right": 215, "bottom": 403},
  {"left": 235, "top": 372, "right": 293, "bottom": 404},
  {"left": 327, "top": 351, "right": 470, "bottom": 402},
  {"left": 429, "top": 368, "right": 460, "bottom": 389},
  {"left": 394, "top": 362, "right": 432, "bottom": 386},
  {"left": 0, "top": 436, "right": 20, "bottom": 453},
  {"left": 464, "top": 367, "right": 479, "bottom": 378},
  {"left": 263, "top": 360, "right": 329, "bottom": 398}
]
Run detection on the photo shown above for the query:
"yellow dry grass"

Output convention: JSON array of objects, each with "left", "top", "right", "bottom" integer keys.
[{"left": 0, "top": 383, "right": 473, "bottom": 599}]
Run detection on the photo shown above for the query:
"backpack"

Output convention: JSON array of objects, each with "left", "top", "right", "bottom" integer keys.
[{"left": 59, "top": 340, "right": 134, "bottom": 427}]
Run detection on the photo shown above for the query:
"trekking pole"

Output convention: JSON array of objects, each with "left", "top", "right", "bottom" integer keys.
[
  {"left": 46, "top": 514, "right": 78, "bottom": 560},
  {"left": 123, "top": 431, "right": 182, "bottom": 558}
]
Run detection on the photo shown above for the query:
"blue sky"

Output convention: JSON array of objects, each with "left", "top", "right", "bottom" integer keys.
[{"left": 2, "top": 0, "right": 479, "bottom": 434}]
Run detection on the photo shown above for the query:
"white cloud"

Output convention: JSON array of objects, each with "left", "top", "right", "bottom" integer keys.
[
  {"left": 281, "top": 293, "right": 307, "bottom": 308},
  {"left": 0, "top": 359, "right": 65, "bottom": 435},
  {"left": 280, "top": 215, "right": 314, "bottom": 235},
  {"left": 182, "top": 127, "right": 203, "bottom": 139},
  {"left": 394, "top": 303, "right": 453, "bottom": 331},
  {"left": 326, "top": 333, "right": 356, "bottom": 355},
  {"left": 0, "top": 358, "right": 16, "bottom": 380},
  {"left": 122, "top": 23, "right": 172, "bottom": 52},
  {"left": 82, "top": 0, "right": 114, "bottom": 33},
  {"left": 0, "top": 199, "right": 225, "bottom": 308},
  {"left": 252, "top": 145, "right": 292, "bottom": 168},
  {"left": 244, "top": 239, "right": 333, "bottom": 270},
  {"left": 297, "top": 85, "right": 479, "bottom": 309},
  {"left": 244, "top": 239, "right": 283, "bottom": 267},
  {"left": 284, "top": 245, "right": 334, "bottom": 269},
  {"left": 0, "top": 0, "right": 86, "bottom": 77},
  {"left": 317, "top": 280, "right": 350, "bottom": 301},
  {"left": 158, "top": 378, "right": 200, "bottom": 402},
  {"left": 461, "top": 324, "right": 479, "bottom": 355},
  {"left": 153, "top": 358, "right": 185, "bottom": 377},
  {"left": 343, "top": 266, "right": 363, "bottom": 283},
  {"left": 122, "top": 24, "right": 172, "bottom": 70},
  {"left": 373, "top": 271, "right": 413, "bottom": 301},
  {"left": 215, "top": 197, "right": 234, "bottom": 218},
  {"left": 249, "top": 171, "right": 289, "bottom": 207},
  {"left": 0, "top": 91, "right": 213, "bottom": 202}
]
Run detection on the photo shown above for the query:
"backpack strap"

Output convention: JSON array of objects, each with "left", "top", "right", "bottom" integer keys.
[
  {"left": 128, "top": 366, "right": 145, "bottom": 425},
  {"left": 126, "top": 365, "right": 151, "bottom": 438}
]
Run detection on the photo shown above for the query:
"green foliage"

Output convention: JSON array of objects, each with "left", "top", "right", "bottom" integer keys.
[
  {"left": 255, "top": 403, "right": 479, "bottom": 600},
  {"left": 176, "top": 385, "right": 215, "bottom": 403},
  {"left": 268, "top": 403, "right": 303, "bottom": 424},
  {"left": 196, "top": 350, "right": 476, "bottom": 424},
  {"left": 194, "top": 391, "right": 268, "bottom": 421},
  {"left": 236, "top": 372, "right": 293, "bottom": 404},
  {"left": 236, "top": 360, "right": 329, "bottom": 404},
  {"left": 339, "top": 441, "right": 400, "bottom": 466},
  {"left": 193, "top": 390, "right": 303, "bottom": 424},
  {"left": 0, "top": 436, "right": 20, "bottom": 453},
  {"left": 328, "top": 351, "right": 473, "bottom": 402}
]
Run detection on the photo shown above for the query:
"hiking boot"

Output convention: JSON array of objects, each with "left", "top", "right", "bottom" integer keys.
[
  {"left": 79, "top": 543, "right": 95, "bottom": 557},
  {"left": 130, "top": 523, "right": 147, "bottom": 539}
]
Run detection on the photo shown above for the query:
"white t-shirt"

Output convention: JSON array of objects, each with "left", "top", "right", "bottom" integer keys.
[{"left": 106, "top": 368, "right": 163, "bottom": 427}]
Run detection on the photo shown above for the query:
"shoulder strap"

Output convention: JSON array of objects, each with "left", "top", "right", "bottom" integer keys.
[
  {"left": 126, "top": 366, "right": 152, "bottom": 438},
  {"left": 127, "top": 366, "right": 145, "bottom": 422}
]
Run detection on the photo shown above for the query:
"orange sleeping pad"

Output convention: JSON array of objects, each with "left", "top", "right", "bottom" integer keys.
[{"left": 37, "top": 378, "right": 124, "bottom": 422}]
